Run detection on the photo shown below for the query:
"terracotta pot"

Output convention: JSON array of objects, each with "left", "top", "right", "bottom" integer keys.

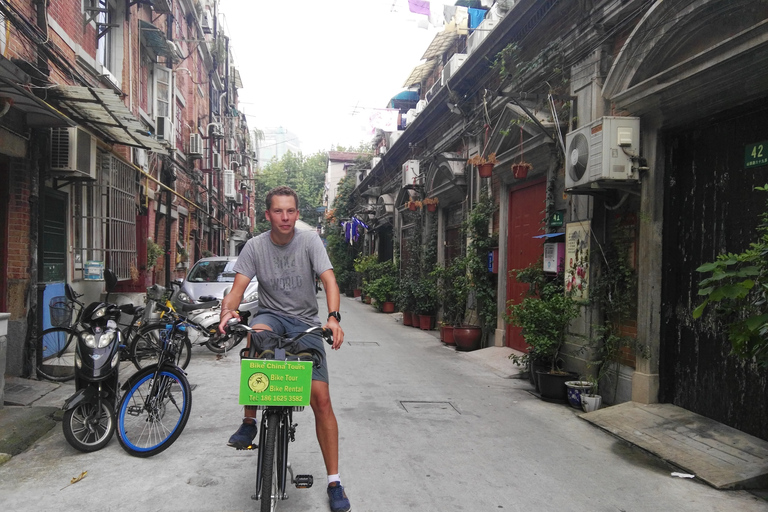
[
  {"left": 512, "top": 163, "right": 530, "bottom": 179},
  {"left": 365, "top": 296, "right": 371, "bottom": 304},
  {"left": 408, "top": 202, "right": 417, "bottom": 211},
  {"left": 382, "top": 301, "right": 395, "bottom": 313},
  {"left": 419, "top": 314, "right": 434, "bottom": 330},
  {"left": 402, "top": 311, "right": 412, "bottom": 326},
  {"left": 441, "top": 325, "right": 456, "bottom": 346},
  {"left": 426, "top": 203, "right": 437, "bottom": 212},
  {"left": 353, "top": 289, "right": 362, "bottom": 298},
  {"left": 453, "top": 326, "right": 482, "bottom": 351},
  {"left": 477, "top": 163, "right": 494, "bottom": 178}
]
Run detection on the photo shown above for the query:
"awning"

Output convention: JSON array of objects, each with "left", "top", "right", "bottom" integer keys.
[
  {"left": 421, "top": 30, "right": 459, "bottom": 60},
  {"left": 402, "top": 59, "right": 437, "bottom": 88},
  {"left": 533, "top": 233, "right": 565, "bottom": 239},
  {"left": 0, "top": 57, "right": 72, "bottom": 128},
  {"left": 48, "top": 85, "right": 168, "bottom": 153},
  {"left": 139, "top": 20, "right": 176, "bottom": 59}
]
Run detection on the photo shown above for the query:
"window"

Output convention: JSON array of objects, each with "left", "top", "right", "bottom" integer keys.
[
  {"left": 154, "top": 65, "right": 172, "bottom": 119},
  {"left": 73, "top": 152, "right": 138, "bottom": 280},
  {"left": 95, "top": 1, "right": 113, "bottom": 70},
  {"left": 139, "top": 49, "right": 154, "bottom": 114}
]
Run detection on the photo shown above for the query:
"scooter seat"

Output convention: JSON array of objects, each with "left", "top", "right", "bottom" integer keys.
[{"left": 179, "top": 300, "right": 220, "bottom": 312}]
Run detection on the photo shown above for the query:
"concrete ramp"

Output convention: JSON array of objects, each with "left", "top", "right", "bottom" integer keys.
[{"left": 581, "top": 401, "right": 768, "bottom": 489}]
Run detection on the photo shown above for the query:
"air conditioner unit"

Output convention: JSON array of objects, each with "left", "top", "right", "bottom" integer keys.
[
  {"left": 189, "top": 133, "right": 203, "bottom": 157},
  {"left": 240, "top": 166, "right": 249, "bottom": 179},
  {"left": 235, "top": 192, "right": 243, "bottom": 206},
  {"left": 227, "top": 137, "right": 237, "bottom": 153},
  {"left": 415, "top": 100, "right": 427, "bottom": 115},
  {"left": 156, "top": 116, "right": 174, "bottom": 143},
  {"left": 201, "top": 10, "right": 212, "bottom": 34},
  {"left": 372, "top": 156, "right": 382, "bottom": 168},
  {"left": 212, "top": 152, "right": 222, "bottom": 170},
  {"left": 390, "top": 130, "right": 404, "bottom": 147},
  {"left": 229, "top": 154, "right": 240, "bottom": 167},
  {"left": 467, "top": 18, "right": 498, "bottom": 55},
  {"left": 355, "top": 170, "right": 367, "bottom": 187},
  {"left": 565, "top": 116, "right": 641, "bottom": 191},
  {"left": 441, "top": 53, "right": 467, "bottom": 86},
  {"left": 425, "top": 82, "right": 440, "bottom": 103},
  {"left": 49, "top": 127, "right": 97, "bottom": 180},
  {"left": 223, "top": 170, "right": 236, "bottom": 198},
  {"left": 402, "top": 160, "right": 420, "bottom": 187},
  {"left": 209, "top": 123, "right": 223, "bottom": 139},
  {"left": 133, "top": 147, "right": 148, "bottom": 172}
]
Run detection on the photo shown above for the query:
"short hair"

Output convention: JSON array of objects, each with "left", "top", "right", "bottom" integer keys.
[{"left": 265, "top": 186, "right": 299, "bottom": 211}]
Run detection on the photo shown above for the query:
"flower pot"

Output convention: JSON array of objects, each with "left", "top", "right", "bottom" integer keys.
[
  {"left": 565, "top": 381, "right": 594, "bottom": 409},
  {"left": 419, "top": 314, "right": 434, "bottom": 330},
  {"left": 511, "top": 163, "right": 530, "bottom": 179},
  {"left": 477, "top": 163, "right": 494, "bottom": 178},
  {"left": 365, "top": 296, "right": 371, "bottom": 304},
  {"left": 530, "top": 360, "right": 551, "bottom": 392},
  {"left": 402, "top": 311, "right": 413, "bottom": 326},
  {"left": 453, "top": 326, "right": 482, "bottom": 351},
  {"left": 582, "top": 394, "right": 602, "bottom": 412},
  {"left": 536, "top": 371, "right": 578, "bottom": 403},
  {"left": 426, "top": 203, "right": 437, "bottom": 212},
  {"left": 353, "top": 289, "right": 362, "bottom": 298},
  {"left": 408, "top": 202, "right": 417, "bottom": 211},
  {"left": 441, "top": 325, "right": 455, "bottom": 346},
  {"left": 382, "top": 301, "right": 395, "bottom": 313}
]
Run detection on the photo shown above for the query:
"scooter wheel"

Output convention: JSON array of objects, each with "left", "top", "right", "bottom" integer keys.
[
  {"left": 205, "top": 332, "right": 237, "bottom": 354},
  {"left": 63, "top": 400, "right": 116, "bottom": 452}
]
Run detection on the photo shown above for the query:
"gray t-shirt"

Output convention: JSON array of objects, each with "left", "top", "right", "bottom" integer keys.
[{"left": 233, "top": 230, "right": 332, "bottom": 325}]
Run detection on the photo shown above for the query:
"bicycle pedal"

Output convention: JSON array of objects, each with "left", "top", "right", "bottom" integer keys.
[{"left": 294, "top": 475, "right": 313, "bottom": 488}]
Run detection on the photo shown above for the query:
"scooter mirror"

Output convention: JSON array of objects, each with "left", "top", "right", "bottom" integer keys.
[{"left": 104, "top": 269, "right": 118, "bottom": 292}]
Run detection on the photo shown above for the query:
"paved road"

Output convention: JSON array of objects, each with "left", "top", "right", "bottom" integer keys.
[{"left": 1, "top": 294, "right": 765, "bottom": 511}]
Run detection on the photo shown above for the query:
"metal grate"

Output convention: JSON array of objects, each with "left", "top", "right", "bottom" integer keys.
[
  {"left": 346, "top": 341, "right": 379, "bottom": 346},
  {"left": 400, "top": 401, "right": 460, "bottom": 415}
]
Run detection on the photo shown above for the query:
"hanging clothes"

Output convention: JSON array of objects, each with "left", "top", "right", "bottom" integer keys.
[{"left": 468, "top": 8, "right": 487, "bottom": 30}]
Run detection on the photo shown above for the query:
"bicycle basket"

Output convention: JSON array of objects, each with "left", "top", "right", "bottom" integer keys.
[{"left": 49, "top": 296, "right": 73, "bottom": 327}]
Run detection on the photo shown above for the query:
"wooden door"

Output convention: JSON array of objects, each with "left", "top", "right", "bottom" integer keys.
[{"left": 505, "top": 180, "right": 546, "bottom": 351}]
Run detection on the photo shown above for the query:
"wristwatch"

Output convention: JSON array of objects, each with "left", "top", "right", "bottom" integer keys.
[{"left": 327, "top": 311, "right": 341, "bottom": 323}]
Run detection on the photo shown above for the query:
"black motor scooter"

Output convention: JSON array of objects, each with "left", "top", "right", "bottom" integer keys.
[{"left": 62, "top": 269, "right": 125, "bottom": 452}]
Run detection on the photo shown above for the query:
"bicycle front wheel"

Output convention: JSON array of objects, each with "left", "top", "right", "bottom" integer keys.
[
  {"left": 260, "top": 411, "right": 279, "bottom": 512},
  {"left": 37, "top": 327, "right": 77, "bottom": 382},
  {"left": 130, "top": 324, "right": 191, "bottom": 371},
  {"left": 116, "top": 365, "right": 192, "bottom": 457}
]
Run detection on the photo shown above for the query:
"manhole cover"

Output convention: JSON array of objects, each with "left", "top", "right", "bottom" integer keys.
[
  {"left": 400, "top": 401, "right": 459, "bottom": 415},
  {"left": 346, "top": 341, "right": 379, "bottom": 346}
]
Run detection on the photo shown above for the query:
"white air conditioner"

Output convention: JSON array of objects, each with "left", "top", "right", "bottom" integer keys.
[
  {"left": 415, "top": 100, "right": 427, "bottom": 115},
  {"left": 390, "top": 130, "right": 404, "bottom": 147},
  {"left": 235, "top": 192, "right": 243, "bottom": 206},
  {"left": 50, "top": 127, "right": 97, "bottom": 180},
  {"left": 189, "top": 133, "right": 203, "bottom": 157},
  {"left": 372, "top": 156, "right": 381, "bottom": 168},
  {"left": 240, "top": 166, "right": 249, "bottom": 179},
  {"left": 156, "top": 116, "right": 174, "bottom": 143},
  {"left": 402, "top": 160, "right": 420, "bottom": 187},
  {"left": 425, "top": 82, "right": 440, "bottom": 103},
  {"left": 227, "top": 137, "right": 237, "bottom": 153},
  {"left": 441, "top": 53, "right": 467, "bottom": 86},
  {"left": 212, "top": 152, "right": 222, "bottom": 170},
  {"left": 223, "top": 170, "right": 236, "bottom": 198},
  {"left": 356, "top": 170, "right": 367, "bottom": 187},
  {"left": 467, "top": 19, "right": 498, "bottom": 55},
  {"left": 565, "top": 116, "right": 641, "bottom": 191},
  {"left": 133, "top": 148, "right": 148, "bottom": 172},
  {"left": 201, "top": 10, "right": 212, "bottom": 34}
]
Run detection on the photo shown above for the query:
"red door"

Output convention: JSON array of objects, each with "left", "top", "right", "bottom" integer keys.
[{"left": 505, "top": 179, "right": 546, "bottom": 351}]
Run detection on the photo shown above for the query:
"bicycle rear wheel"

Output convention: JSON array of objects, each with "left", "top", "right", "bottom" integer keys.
[
  {"left": 130, "top": 324, "right": 191, "bottom": 370},
  {"left": 116, "top": 365, "right": 192, "bottom": 457},
  {"left": 36, "top": 327, "right": 77, "bottom": 382},
  {"left": 260, "top": 411, "right": 279, "bottom": 512}
]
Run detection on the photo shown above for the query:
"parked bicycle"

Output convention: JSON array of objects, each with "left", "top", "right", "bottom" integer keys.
[
  {"left": 227, "top": 320, "right": 333, "bottom": 512},
  {"left": 116, "top": 312, "right": 193, "bottom": 457}
]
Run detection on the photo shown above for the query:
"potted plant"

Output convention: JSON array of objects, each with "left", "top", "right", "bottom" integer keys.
[
  {"left": 397, "top": 276, "right": 417, "bottom": 326},
  {"left": 565, "top": 379, "right": 594, "bottom": 409},
  {"left": 406, "top": 199, "right": 422, "bottom": 211},
  {"left": 423, "top": 197, "right": 439, "bottom": 212},
  {"left": 468, "top": 152, "right": 499, "bottom": 178},
  {"left": 366, "top": 261, "right": 399, "bottom": 313},
  {"left": 511, "top": 162, "right": 532, "bottom": 179},
  {"left": 506, "top": 263, "right": 582, "bottom": 401},
  {"left": 413, "top": 276, "right": 438, "bottom": 330},
  {"left": 431, "top": 257, "right": 469, "bottom": 346},
  {"left": 580, "top": 377, "right": 602, "bottom": 412}
]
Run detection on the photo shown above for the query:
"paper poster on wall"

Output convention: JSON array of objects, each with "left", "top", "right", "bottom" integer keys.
[
  {"left": 565, "top": 221, "right": 590, "bottom": 300},
  {"left": 84, "top": 261, "right": 104, "bottom": 281}
]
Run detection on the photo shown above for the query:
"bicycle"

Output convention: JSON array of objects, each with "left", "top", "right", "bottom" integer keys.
[
  {"left": 228, "top": 320, "right": 333, "bottom": 512},
  {"left": 37, "top": 284, "right": 145, "bottom": 382},
  {"left": 129, "top": 301, "right": 249, "bottom": 371},
  {"left": 116, "top": 312, "right": 193, "bottom": 457}
]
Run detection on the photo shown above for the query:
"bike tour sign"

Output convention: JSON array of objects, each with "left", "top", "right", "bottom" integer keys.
[{"left": 239, "top": 359, "right": 313, "bottom": 406}]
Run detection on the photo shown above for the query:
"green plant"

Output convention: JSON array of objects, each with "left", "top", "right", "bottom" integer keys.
[
  {"left": 505, "top": 262, "right": 582, "bottom": 373},
  {"left": 201, "top": 249, "right": 214, "bottom": 258},
  {"left": 463, "top": 189, "right": 498, "bottom": 334},
  {"left": 412, "top": 276, "right": 439, "bottom": 316},
  {"left": 694, "top": 185, "right": 768, "bottom": 366},
  {"left": 177, "top": 247, "right": 189, "bottom": 264},
  {"left": 431, "top": 257, "right": 469, "bottom": 325},
  {"left": 147, "top": 238, "right": 164, "bottom": 270},
  {"left": 365, "top": 261, "right": 399, "bottom": 307}
]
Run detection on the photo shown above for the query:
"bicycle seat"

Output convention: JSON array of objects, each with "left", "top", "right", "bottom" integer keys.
[{"left": 179, "top": 300, "right": 219, "bottom": 312}]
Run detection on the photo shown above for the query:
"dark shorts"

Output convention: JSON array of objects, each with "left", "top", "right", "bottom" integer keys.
[{"left": 250, "top": 309, "right": 329, "bottom": 383}]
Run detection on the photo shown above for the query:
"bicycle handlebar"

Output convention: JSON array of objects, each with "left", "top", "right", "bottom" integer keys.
[{"left": 227, "top": 319, "right": 333, "bottom": 346}]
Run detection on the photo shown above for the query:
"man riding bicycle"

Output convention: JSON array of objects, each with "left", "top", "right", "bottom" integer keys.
[{"left": 218, "top": 186, "right": 351, "bottom": 512}]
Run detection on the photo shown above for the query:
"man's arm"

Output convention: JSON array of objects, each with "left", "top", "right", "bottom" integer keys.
[
  {"left": 319, "top": 269, "right": 344, "bottom": 349},
  {"left": 217, "top": 273, "right": 252, "bottom": 333}
]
